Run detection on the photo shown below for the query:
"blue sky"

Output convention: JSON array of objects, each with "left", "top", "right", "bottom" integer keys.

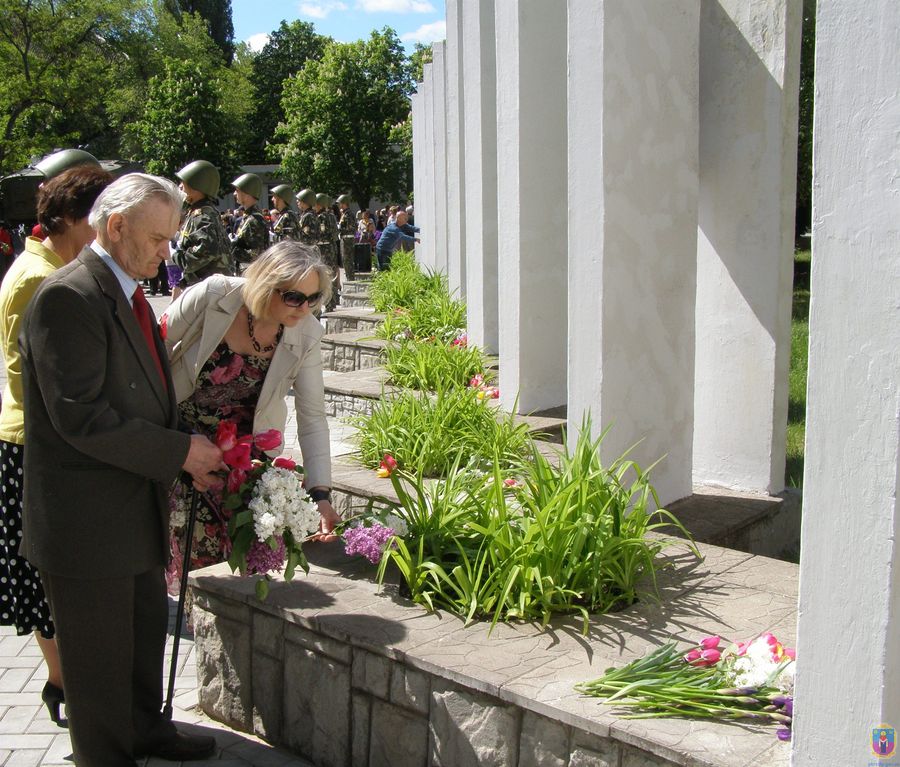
[{"left": 232, "top": 0, "right": 447, "bottom": 53}]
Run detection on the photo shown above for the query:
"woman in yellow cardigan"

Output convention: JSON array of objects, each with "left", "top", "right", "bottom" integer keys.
[{"left": 0, "top": 165, "right": 111, "bottom": 725}]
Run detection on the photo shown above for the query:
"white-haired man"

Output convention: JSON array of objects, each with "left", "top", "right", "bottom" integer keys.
[{"left": 20, "top": 173, "right": 226, "bottom": 766}]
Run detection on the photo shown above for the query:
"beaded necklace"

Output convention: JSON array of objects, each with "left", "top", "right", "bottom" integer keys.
[{"left": 246, "top": 311, "right": 284, "bottom": 354}]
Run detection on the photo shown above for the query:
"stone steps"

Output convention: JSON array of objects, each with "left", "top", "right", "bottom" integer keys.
[
  {"left": 321, "top": 330, "right": 387, "bottom": 373},
  {"left": 322, "top": 307, "right": 384, "bottom": 335},
  {"left": 341, "top": 278, "right": 374, "bottom": 295},
  {"left": 340, "top": 290, "right": 371, "bottom": 309}
]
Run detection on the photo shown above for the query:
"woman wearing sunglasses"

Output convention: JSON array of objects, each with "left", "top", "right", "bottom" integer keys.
[{"left": 159, "top": 241, "right": 340, "bottom": 584}]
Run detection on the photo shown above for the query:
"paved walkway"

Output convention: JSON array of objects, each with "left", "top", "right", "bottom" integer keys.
[{"left": 0, "top": 292, "right": 339, "bottom": 766}]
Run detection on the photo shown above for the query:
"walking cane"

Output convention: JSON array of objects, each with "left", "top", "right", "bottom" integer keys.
[{"left": 163, "top": 486, "right": 200, "bottom": 721}]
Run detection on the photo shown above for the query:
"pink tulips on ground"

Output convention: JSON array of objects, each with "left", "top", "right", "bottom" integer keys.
[{"left": 577, "top": 631, "right": 796, "bottom": 742}]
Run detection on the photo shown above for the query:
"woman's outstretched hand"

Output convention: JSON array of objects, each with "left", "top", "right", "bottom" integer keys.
[{"left": 311, "top": 500, "right": 341, "bottom": 542}]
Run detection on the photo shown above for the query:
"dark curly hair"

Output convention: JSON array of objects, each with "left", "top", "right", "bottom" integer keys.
[{"left": 37, "top": 165, "right": 113, "bottom": 236}]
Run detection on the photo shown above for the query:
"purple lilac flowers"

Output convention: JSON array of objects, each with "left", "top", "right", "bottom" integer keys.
[{"left": 343, "top": 523, "right": 396, "bottom": 564}]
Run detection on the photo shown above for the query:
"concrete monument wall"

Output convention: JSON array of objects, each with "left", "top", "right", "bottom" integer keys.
[
  {"left": 444, "top": 0, "right": 465, "bottom": 297},
  {"left": 495, "top": 1, "right": 568, "bottom": 414},
  {"left": 567, "top": 0, "right": 700, "bottom": 505},
  {"left": 410, "top": 90, "right": 426, "bottom": 266},
  {"left": 793, "top": 1, "right": 900, "bottom": 762},
  {"left": 693, "top": 0, "right": 801, "bottom": 495},
  {"left": 462, "top": 0, "right": 499, "bottom": 354},
  {"left": 430, "top": 42, "right": 449, "bottom": 275},
  {"left": 419, "top": 63, "right": 436, "bottom": 270}
]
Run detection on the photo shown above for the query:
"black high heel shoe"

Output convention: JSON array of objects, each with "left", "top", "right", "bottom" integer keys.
[{"left": 41, "top": 682, "right": 66, "bottom": 727}]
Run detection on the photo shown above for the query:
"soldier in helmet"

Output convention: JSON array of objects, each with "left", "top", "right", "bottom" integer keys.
[
  {"left": 336, "top": 194, "right": 356, "bottom": 282},
  {"left": 270, "top": 184, "right": 299, "bottom": 242},
  {"left": 230, "top": 173, "right": 269, "bottom": 269},
  {"left": 173, "top": 160, "right": 233, "bottom": 296},
  {"left": 295, "top": 188, "right": 319, "bottom": 246},
  {"left": 315, "top": 193, "right": 341, "bottom": 310}
]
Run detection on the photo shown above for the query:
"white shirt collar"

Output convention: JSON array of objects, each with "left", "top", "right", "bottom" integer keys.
[{"left": 89, "top": 240, "right": 140, "bottom": 307}]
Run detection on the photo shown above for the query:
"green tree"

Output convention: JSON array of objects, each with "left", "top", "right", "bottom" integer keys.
[
  {"left": 133, "top": 59, "right": 240, "bottom": 185},
  {"left": 272, "top": 28, "right": 413, "bottom": 209},
  {"left": 163, "top": 0, "right": 234, "bottom": 62},
  {"left": 248, "top": 20, "right": 327, "bottom": 163},
  {"left": 409, "top": 42, "right": 432, "bottom": 83},
  {"left": 0, "top": 0, "right": 140, "bottom": 173}
]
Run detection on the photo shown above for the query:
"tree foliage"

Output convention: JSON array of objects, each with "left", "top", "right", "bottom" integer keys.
[
  {"left": 795, "top": 0, "right": 815, "bottom": 238},
  {"left": 163, "top": 0, "right": 234, "bottom": 62},
  {"left": 272, "top": 28, "right": 413, "bottom": 209},
  {"left": 133, "top": 59, "right": 240, "bottom": 184},
  {"left": 248, "top": 20, "right": 327, "bottom": 163},
  {"left": 0, "top": 0, "right": 140, "bottom": 173}
]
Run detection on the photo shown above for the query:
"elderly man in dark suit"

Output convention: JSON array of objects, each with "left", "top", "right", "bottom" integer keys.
[{"left": 19, "top": 173, "right": 227, "bottom": 766}]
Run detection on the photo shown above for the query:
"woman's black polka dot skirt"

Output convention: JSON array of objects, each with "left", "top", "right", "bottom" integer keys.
[{"left": 0, "top": 440, "right": 54, "bottom": 638}]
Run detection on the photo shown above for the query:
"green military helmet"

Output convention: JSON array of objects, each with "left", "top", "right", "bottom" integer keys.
[
  {"left": 296, "top": 188, "right": 317, "bottom": 208},
  {"left": 271, "top": 184, "right": 294, "bottom": 204},
  {"left": 336, "top": 194, "right": 352, "bottom": 205},
  {"left": 315, "top": 192, "right": 332, "bottom": 208},
  {"left": 232, "top": 172, "right": 263, "bottom": 201},
  {"left": 176, "top": 160, "right": 220, "bottom": 199},
  {"left": 34, "top": 149, "right": 100, "bottom": 180}
]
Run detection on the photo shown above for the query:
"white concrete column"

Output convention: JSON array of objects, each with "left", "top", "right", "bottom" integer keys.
[
  {"left": 411, "top": 89, "right": 426, "bottom": 266},
  {"left": 692, "top": 1, "right": 802, "bottom": 495},
  {"left": 445, "top": 0, "right": 465, "bottom": 297},
  {"left": 793, "top": 2, "right": 900, "bottom": 763},
  {"left": 430, "top": 41, "right": 449, "bottom": 275},
  {"left": 567, "top": 1, "right": 700, "bottom": 505},
  {"left": 462, "top": 0, "right": 499, "bottom": 354},
  {"left": 495, "top": 0, "right": 567, "bottom": 413},
  {"left": 420, "top": 63, "right": 436, "bottom": 270}
]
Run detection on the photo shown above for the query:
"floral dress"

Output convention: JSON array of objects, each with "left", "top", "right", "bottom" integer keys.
[{"left": 166, "top": 341, "right": 271, "bottom": 593}]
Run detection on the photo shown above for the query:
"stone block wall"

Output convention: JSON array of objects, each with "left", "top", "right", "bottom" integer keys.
[
  {"left": 323, "top": 315, "right": 382, "bottom": 335},
  {"left": 323, "top": 391, "right": 377, "bottom": 419},
  {"left": 321, "top": 340, "right": 383, "bottom": 373},
  {"left": 192, "top": 588, "right": 685, "bottom": 767}
]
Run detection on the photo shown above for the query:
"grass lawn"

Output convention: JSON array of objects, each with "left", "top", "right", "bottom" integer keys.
[{"left": 785, "top": 249, "right": 810, "bottom": 487}]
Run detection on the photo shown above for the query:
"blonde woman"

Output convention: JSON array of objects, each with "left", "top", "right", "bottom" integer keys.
[{"left": 160, "top": 241, "right": 340, "bottom": 582}]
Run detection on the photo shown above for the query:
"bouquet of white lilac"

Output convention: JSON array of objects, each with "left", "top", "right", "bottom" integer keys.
[{"left": 218, "top": 426, "right": 321, "bottom": 599}]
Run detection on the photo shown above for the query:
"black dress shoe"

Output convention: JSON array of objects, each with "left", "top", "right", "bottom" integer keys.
[{"left": 148, "top": 732, "right": 217, "bottom": 761}]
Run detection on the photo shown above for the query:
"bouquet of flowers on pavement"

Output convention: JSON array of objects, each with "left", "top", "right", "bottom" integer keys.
[
  {"left": 576, "top": 632, "right": 795, "bottom": 742},
  {"left": 216, "top": 422, "right": 322, "bottom": 600}
]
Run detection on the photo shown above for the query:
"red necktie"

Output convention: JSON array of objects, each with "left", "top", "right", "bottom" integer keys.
[{"left": 132, "top": 287, "right": 167, "bottom": 389}]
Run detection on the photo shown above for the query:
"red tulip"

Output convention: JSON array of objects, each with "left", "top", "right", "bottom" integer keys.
[
  {"left": 159, "top": 314, "right": 168, "bottom": 340},
  {"left": 215, "top": 420, "right": 239, "bottom": 452},
  {"left": 273, "top": 456, "right": 296, "bottom": 470},
  {"left": 254, "top": 429, "right": 283, "bottom": 451},
  {"left": 223, "top": 442, "right": 252, "bottom": 470},
  {"left": 699, "top": 635, "right": 721, "bottom": 650},
  {"left": 227, "top": 468, "right": 247, "bottom": 493}
]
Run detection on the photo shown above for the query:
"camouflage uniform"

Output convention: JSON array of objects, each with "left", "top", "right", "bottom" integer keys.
[
  {"left": 174, "top": 198, "right": 233, "bottom": 286},
  {"left": 272, "top": 208, "right": 300, "bottom": 242},
  {"left": 297, "top": 210, "right": 319, "bottom": 246},
  {"left": 338, "top": 207, "right": 356, "bottom": 281},
  {"left": 232, "top": 205, "right": 269, "bottom": 268},
  {"left": 316, "top": 208, "right": 341, "bottom": 310}
]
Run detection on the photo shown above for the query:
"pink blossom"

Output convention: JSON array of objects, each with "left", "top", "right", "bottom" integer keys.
[
  {"left": 254, "top": 429, "right": 283, "bottom": 451},
  {"left": 209, "top": 354, "right": 244, "bottom": 385},
  {"left": 469, "top": 374, "right": 484, "bottom": 389},
  {"left": 683, "top": 649, "right": 702, "bottom": 663},
  {"left": 246, "top": 536, "right": 286, "bottom": 575},
  {"left": 274, "top": 456, "right": 296, "bottom": 470},
  {"left": 376, "top": 453, "right": 398, "bottom": 478},
  {"left": 343, "top": 523, "right": 396, "bottom": 564},
  {"left": 451, "top": 333, "right": 468, "bottom": 347},
  {"left": 503, "top": 478, "right": 518, "bottom": 487},
  {"left": 784, "top": 647, "right": 796, "bottom": 661},
  {"left": 699, "top": 635, "right": 721, "bottom": 650},
  {"left": 700, "top": 648, "right": 721, "bottom": 664}
]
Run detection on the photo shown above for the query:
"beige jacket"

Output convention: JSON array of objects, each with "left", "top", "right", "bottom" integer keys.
[{"left": 161, "top": 275, "right": 331, "bottom": 488}]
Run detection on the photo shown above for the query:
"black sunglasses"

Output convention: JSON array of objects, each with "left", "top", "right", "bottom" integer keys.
[{"left": 277, "top": 288, "right": 323, "bottom": 308}]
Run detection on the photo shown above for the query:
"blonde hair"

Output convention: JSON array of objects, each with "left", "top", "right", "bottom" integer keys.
[{"left": 241, "top": 241, "right": 332, "bottom": 319}]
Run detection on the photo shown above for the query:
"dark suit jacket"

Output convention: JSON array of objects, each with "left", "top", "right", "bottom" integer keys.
[{"left": 19, "top": 246, "right": 191, "bottom": 578}]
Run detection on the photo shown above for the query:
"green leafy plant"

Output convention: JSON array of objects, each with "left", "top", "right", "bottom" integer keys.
[
  {"left": 374, "top": 418, "right": 696, "bottom": 632},
  {"left": 369, "top": 249, "right": 433, "bottom": 312},
  {"left": 352, "top": 387, "right": 532, "bottom": 478},
  {"left": 384, "top": 339, "right": 491, "bottom": 391},
  {"left": 375, "top": 289, "right": 467, "bottom": 344}
]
